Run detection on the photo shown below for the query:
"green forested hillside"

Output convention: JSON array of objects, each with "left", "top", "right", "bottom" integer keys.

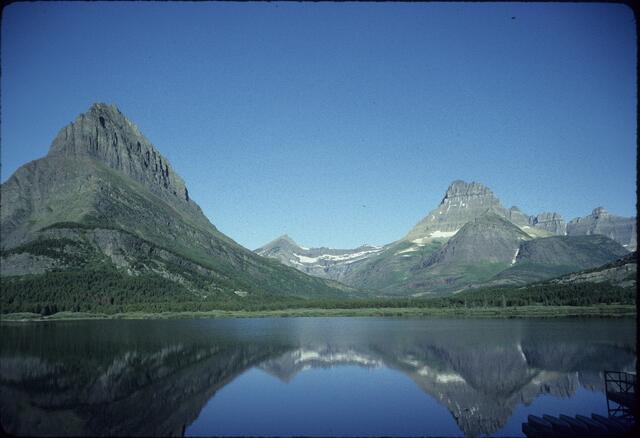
[{"left": 3, "top": 248, "right": 634, "bottom": 315}]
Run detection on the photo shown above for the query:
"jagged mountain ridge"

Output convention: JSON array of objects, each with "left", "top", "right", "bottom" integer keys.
[
  {"left": 567, "top": 207, "right": 636, "bottom": 250},
  {"left": 1, "top": 103, "right": 355, "bottom": 304},
  {"left": 257, "top": 180, "right": 633, "bottom": 295},
  {"left": 404, "top": 180, "right": 561, "bottom": 242},
  {"left": 50, "top": 103, "right": 193, "bottom": 211}
]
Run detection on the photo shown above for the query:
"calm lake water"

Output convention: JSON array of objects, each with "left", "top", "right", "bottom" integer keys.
[{"left": 0, "top": 317, "right": 635, "bottom": 437}]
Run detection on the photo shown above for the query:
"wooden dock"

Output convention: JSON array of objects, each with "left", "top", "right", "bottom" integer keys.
[
  {"left": 605, "top": 370, "right": 637, "bottom": 419},
  {"left": 522, "top": 370, "right": 636, "bottom": 437},
  {"left": 522, "top": 413, "right": 635, "bottom": 437}
]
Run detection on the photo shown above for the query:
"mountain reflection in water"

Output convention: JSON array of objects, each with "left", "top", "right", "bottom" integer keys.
[{"left": 0, "top": 317, "right": 635, "bottom": 437}]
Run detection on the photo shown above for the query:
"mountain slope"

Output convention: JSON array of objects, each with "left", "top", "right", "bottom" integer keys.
[
  {"left": 455, "top": 251, "right": 636, "bottom": 308},
  {"left": 567, "top": 207, "right": 636, "bottom": 251},
  {"left": 401, "top": 213, "right": 533, "bottom": 294},
  {"left": 485, "top": 235, "right": 629, "bottom": 286},
  {"left": 1, "top": 104, "right": 355, "bottom": 312},
  {"left": 422, "top": 213, "right": 531, "bottom": 266},
  {"left": 549, "top": 251, "right": 636, "bottom": 289}
]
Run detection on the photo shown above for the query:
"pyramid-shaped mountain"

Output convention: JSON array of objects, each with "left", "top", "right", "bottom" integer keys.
[
  {"left": 1, "top": 103, "right": 354, "bottom": 313},
  {"left": 404, "top": 180, "right": 561, "bottom": 242}
]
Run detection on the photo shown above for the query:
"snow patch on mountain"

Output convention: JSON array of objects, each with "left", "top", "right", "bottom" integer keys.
[
  {"left": 416, "top": 365, "right": 466, "bottom": 383},
  {"left": 396, "top": 246, "right": 419, "bottom": 255},
  {"left": 511, "top": 248, "right": 520, "bottom": 265},
  {"left": 430, "top": 230, "right": 459, "bottom": 238},
  {"left": 291, "top": 247, "right": 383, "bottom": 266}
]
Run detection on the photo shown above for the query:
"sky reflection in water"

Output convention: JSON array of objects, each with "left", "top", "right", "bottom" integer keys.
[{"left": 1, "top": 317, "right": 635, "bottom": 437}]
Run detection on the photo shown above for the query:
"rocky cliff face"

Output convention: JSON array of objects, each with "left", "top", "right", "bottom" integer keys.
[
  {"left": 404, "top": 180, "right": 505, "bottom": 241},
  {"left": 528, "top": 212, "right": 566, "bottom": 235},
  {"left": 505, "top": 206, "right": 531, "bottom": 227},
  {"left": 49, "top": 103, "right": 198, "bottom": 217},
  {"left": 403, "top": 181, "right": 564, "bottom": 243},
  {"left": 567, "top": 207, "right": 636, "bottom": 250}
]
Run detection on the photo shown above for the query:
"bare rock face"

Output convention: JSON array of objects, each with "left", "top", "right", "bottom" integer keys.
[
  {"left": 403, "top": 181, "right": 565, "bottom": 242},
  {"left": 528, "top": 212, "right": 566, "bottom": 235},
  {"left": 567, "top": 207, "right": 636, "bottom": 251},
  {"left": 505, "top": 206, "right": 531, "bottom": 227},
  {"left": 48, "top": 103, "right": 198, "bottom": 217},
  {"left": 405, "top": 180, "right": 506, "bottom": 241}
]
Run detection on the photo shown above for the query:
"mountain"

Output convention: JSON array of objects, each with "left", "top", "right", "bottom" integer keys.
[
  {"left": 255, "top": 235, "right": 383, "bottom": 282},
  {"left": 549, "top": 250, "right": 636, "bottom": 289},
  {"left": 404, "top": 180, "right": 505, "bottom": 241},
  {"left": 257, "top": 180, "right": 630, "bottom": 296},
  {"left": 397, "top": 213, "right": 533, "bottom": 294},
  {"left": 528, "top": 212, "right": 566, "bottom": 235},
  {"left": 421, "top": 213, "right": 531, "bottom": 267},
  {"left": 327, "top": 183, "right": 565, "bottom": 295},
  {"left": 404, "top": 180, "right": 560, "bottom": 242},
  {"left": 485, "top": 234, "right": 630, "bottom": 286},
  {"left": 567, "top": 207, "right": 637, "bottom": 251},
  {"left": 255, "top": 181, "right": 566, "bottom": 295},
  {"left": 1, "top": 103, "right": 354, "bottom": 313}
]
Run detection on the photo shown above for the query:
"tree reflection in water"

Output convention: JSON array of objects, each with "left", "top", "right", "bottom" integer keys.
[{"left": 0, "top": 318, "right": 635, "bottom": 436}]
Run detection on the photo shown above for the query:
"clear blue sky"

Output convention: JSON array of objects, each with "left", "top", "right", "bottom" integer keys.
[{"left": 1, "top": 2, "right": 636, "bottom": 250}]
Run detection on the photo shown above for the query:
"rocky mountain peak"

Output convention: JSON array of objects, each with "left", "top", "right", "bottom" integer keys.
[
  {"left": 404, "top": 180, "right": 504, "bottom": 241},
  {"left": 257, "top": 234, "right": 302, "bottom": 253},
  {"left": 272, "top": 234, "right": 302, "bottom": 249},
  {"left": 442, "top": 180, "right": 498, "bottom": 204},
  {"left": 567, "top": 207, "right": 636, "bottom": 250},
  {"left": 48, "top": 103, "right": 194, "bottom": 211},
  {"left": 591, "top": 207, "right": 609, "bottom": 219},
  {"left": 528, "top": 212, "right": 566, "bottom": 235}
]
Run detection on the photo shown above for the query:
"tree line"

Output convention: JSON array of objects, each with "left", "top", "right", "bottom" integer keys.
[{"left": 1, "top": 265, "right": 634, "bottom": 315}]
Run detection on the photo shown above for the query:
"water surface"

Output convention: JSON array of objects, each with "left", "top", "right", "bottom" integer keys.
[{"left": 1, "top": 317, "right": 635, "bottom": 436}]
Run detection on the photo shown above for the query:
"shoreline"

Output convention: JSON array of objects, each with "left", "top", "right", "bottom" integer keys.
[{"left": 1, "top": 304, "right": 635, "bottom": 322}]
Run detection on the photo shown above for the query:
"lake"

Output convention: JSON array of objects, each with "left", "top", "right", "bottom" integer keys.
[{"left": 0, "top": 317, "right": 635, "bottom": 436}]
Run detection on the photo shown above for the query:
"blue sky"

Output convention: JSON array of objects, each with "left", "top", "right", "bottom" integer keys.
[{"left": 1, "top": 2, "right": 636, "bottom": 249}]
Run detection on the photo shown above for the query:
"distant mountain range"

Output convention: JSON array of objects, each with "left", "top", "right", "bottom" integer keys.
[
  {"left": 0, "top": 103, "right": 635, "bottom": 310},
  {"left": 257, "top": 180, "right": 635, "bottom": 295}
]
